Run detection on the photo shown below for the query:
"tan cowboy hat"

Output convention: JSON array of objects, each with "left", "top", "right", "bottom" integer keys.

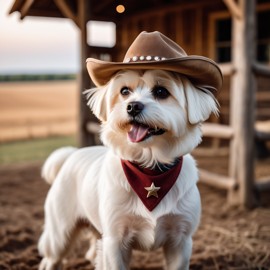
[{"left": 86, "top": 31, "right": 223, "bottom": 90}]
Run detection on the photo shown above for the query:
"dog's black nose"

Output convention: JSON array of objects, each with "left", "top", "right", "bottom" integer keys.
[{"left": 127, "top": 101, "right": 144, "bottom": 117}]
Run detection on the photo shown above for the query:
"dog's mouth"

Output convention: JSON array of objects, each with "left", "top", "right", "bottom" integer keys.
[{"left": 127, "top": 121, "right": 165, "bottom": 143}]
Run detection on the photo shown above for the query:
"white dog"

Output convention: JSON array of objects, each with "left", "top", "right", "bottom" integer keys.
[{"left": 38, "top": 31, "right": 222, "bottom": 270}]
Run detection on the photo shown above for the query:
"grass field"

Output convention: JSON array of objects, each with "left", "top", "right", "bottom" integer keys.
[{"left": 0, "top": 136, "right": 78, "bottom": 164}]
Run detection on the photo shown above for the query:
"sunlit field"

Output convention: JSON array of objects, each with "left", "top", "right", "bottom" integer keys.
[
  {"left": 0, "top": 80, "right": 79, "bottom": 164},
  {"left": 0, "top": 80, "right": 79, "bottom": 142}
]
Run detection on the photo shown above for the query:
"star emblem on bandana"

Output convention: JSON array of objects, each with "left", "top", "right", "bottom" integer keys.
[{"left": 144, "top": 182, "right": 161, "bottom": 198}]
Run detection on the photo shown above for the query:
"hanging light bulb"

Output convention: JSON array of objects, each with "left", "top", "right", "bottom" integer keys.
[{"left": 116, "top": 4, "right": 125, "bottom": 13}]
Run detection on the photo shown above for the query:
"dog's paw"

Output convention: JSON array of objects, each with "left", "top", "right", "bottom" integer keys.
[
  {"left": 85, "top": 231, "right": 98, "bottom": 263},
  {"left": 39, "top": 258, "right": 62, "bottom": 270},
  {"left": 85, "top": 244, "right": 97, "bottom": 263}
]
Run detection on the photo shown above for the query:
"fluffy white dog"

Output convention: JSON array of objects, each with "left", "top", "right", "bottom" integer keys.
[{"left": 38, "top": 31, "right": 222, "bottom": 270}]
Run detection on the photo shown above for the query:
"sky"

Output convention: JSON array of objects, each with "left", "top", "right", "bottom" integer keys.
[{"left": 0, "top": 0, "right": 115, "bottom": 74}]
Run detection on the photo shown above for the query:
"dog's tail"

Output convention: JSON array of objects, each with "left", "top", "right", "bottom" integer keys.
[{"left": 41, "top": 146, "right": 77, "bottom": 185}]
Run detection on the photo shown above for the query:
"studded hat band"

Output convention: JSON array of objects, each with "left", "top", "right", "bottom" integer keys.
[{"left": 124, "top": 55, "right": 167, "bottom": 63}]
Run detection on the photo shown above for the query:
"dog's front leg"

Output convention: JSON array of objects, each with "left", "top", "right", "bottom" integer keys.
[
  {"left": 163, "top": 236, "right": 192, "bottom": 270},
  {"left": 96, "top": 236, "right": 132, "bottom": 270}
]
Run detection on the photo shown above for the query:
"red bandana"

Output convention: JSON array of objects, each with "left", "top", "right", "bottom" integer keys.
[{"left": 121, "top": 157, "right": 183, "bottom": 211}]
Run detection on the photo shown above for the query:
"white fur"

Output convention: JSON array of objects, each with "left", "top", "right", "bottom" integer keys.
[
  {"left": 41, "top": 146, "right": 77, "bottom": 185},
  {"left": 38, "top": 70, "right": 218, "bottom": 270}
]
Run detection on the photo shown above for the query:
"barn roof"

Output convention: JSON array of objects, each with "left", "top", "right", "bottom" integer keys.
[{"left": 9, "top": 0, "right": 221, "bottom": 23}]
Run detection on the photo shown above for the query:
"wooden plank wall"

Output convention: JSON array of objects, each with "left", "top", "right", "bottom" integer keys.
[
  {"left": 218, "top": 76, "right": 270, "bottom": 125},
  {"left": 257, "top": 77, "right": 270, "bottom": 121},
  {"left": 116, "top": 2, "right": 241, "bottom": 55},
  {"left": 116, "top": 2, "right": 226, "bottom": 61}
]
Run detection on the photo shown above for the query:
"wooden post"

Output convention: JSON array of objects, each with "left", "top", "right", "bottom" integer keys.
[
  {"left": 223, "top": 0, "right": 242, "bottom": 19},
  {"left": 78, "top": 0, "right": 96, "bottom": 147},
  {"left": 228, "top": 0, "right": 257, "bottom": 207},
  {"left": 54, "top": 0, "right": 80, "bottom": 27},
  {"left": 20, "top": 0, "right": 34, "bottom": 19}
]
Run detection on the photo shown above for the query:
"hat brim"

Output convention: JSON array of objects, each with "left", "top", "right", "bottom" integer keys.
[{"left": 86, "top": 56, "right": 223, "bottom": 90}]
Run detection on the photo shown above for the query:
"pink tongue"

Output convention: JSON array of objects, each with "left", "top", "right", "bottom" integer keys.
[{"left": 128, "top": 125, "right": 149, "bottom": 143}]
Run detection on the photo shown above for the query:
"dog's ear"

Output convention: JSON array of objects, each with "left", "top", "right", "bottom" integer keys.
[
  {"left": 183, "top": 78, "right": 219, "bottom": 124},
  {"left": 84, "top": 86, "right": 108, "bottom": 122}
]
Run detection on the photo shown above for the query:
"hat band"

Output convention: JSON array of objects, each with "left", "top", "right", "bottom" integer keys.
[{"left": 124, "top": 55, "right": 167, "bottom": 63}]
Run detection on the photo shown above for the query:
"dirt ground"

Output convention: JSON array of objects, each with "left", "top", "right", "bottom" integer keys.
[{"left": 0, "top": 155, "right": 270, "bottom": 270}]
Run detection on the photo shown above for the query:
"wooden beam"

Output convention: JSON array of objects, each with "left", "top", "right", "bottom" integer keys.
[
  {"left": 256, "top": 120, "right": 270, "bottom": 132},
  {"left": 228, "top": 0, "right": 256, "bottom": 207},
  {"left": 202, "top": 123, "right": 234, "bottom": 139},
  {"left": 23, "top": 9, "right": 64, "bottom": 18},
  {"left": 77, "top": 0, "right": 97, "bottom": 147},
  {"left": 193, "top": 147, "right": 229, "bottom": 157},
  {"left": 253, "top": 62, "right": 270, "bottom": 78},
  {"left": 54, "top": 0, "right": 80, "bottom": 28},
  {"left": 86, "top": 121, "right": 101, "bottom": 134},
  {"left": 219, "top": 63, "right": 235, "bottom": 77},
  {"left": 255, "top": 121, "right": 270, "bottom": 141},
  {"left": 9, "top": 0, "right": 22, "bottom": 15},
  {"left": 20, "top": 0, "right": 34, "bottom": 19},
  {"left": 199, "top": 169, "right": 236, "bottom": 190},
  {"left": 223, "top": 0, "right": 242, "bottom": 19}
]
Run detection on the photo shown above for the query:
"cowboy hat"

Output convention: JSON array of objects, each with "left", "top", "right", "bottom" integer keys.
[{"left": 86, "top": 31, "right": 223, "bottom": 90}]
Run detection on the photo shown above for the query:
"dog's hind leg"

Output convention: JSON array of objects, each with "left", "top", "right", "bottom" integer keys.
[
  {"left": 38, "top": 217, "right": 77, "bottom": 270},
  {"left": 38, "top": 180, "right": 80, "bottom": 270},
  {"left": 38, "top": 227, "right": 77, "bottom": 270}
]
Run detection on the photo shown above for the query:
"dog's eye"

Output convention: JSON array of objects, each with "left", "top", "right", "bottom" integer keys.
[
  {"left": 120, "top": 87, "right": 130, "bottom": 96},
  {"left": 152, "top": 86, "right": 170, "bottom": 99}
]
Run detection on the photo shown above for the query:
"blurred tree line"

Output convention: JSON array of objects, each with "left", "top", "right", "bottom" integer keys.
[{"left": 0, "top": 74, "right": 77, "bottom": 82}]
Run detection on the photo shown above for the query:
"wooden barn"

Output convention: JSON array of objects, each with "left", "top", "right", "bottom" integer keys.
[{"left": 9, "top": 0, "right": 270, "bottom": 206}]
